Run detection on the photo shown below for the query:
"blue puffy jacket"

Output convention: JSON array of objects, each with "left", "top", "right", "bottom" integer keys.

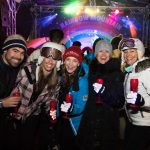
[{"left": 69, "top": 63, "right": 89, "bottom": 135}]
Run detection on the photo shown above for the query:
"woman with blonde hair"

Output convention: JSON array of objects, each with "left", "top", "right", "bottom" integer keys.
[
  {"left": 11, "top": 42, "right": 65, "bottom": 150},
  {"left": 119, "top": 38, "right": 150, "bottom": 150}
]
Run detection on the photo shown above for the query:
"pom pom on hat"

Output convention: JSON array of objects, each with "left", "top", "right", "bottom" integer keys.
[
  {"left": 82, "top": 46, "right": 93, "bottom": 53},
  {"left": 63, "top": 46, "right": 82, "bottom": 64},
  {"left": 94, "top": 40, "right": 112, "bottom": 56},
  {"left": 2, "top": 34, "right": 27, "bottom": 52}
]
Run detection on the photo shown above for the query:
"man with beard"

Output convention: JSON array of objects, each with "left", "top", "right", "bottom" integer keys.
[{"left": 0, "top": 34, "right": 27, "bottom": 150}]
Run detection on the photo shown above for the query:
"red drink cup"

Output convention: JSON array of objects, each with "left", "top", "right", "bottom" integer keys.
[
  {"left": 96, "top": 79, "right": 103, "bottom": 104},
  {"left": 12, "top": 92, "right": 21, "bottom": 117},
  {"left": 65, "top": 93, "right": 72, "bottom": 103},
  {"left": 50, "top": 100, "right": 57, "bottom": 123},
  {"left": 96, "top": 79, "right": 103, "bottom": 84},
  {"left": 130, "top": 78, "right": 139, "bottom": 109},
  {"left": 130, "top": 79, "right": 139, "bottom": 92},
  {"left": 63, "top": 93, "right": 72, "bottom": 119},
  {"left": 13, "top": 92, "right": 21, "bottom": 97}
]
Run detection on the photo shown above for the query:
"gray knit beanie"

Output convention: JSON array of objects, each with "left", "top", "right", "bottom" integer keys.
[{"left": 94, "top": 40, "right": 112, "bottom": 56}]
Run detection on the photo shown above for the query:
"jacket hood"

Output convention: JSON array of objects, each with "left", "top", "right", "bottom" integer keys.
[{"left": 135, "top": 58, "right": 150, "bottom": 73}]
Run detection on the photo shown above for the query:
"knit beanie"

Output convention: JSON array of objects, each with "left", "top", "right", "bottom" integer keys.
[
  {"left": 119, "top": 38, "right": 145, "bottom": 63},
  {"left": 2, "top": 34, "right": 27, "bottom": 52},
  {"left": 82, "top": 46, "right": 93, "bottom": 54},
  {"left": 94, "top": 40, "right": 112, "bottom": 56},
  {"left": 63, "top": 46, "right": 82, "bottom": 64}
]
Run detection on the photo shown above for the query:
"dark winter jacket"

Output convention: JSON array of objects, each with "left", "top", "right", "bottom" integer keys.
[
  {"left": 0, "top": 55, "right": 20, "bottom": 115},
  {"left": 0, "top": 56, "right": 20, "bottom": 99},
  {"left": 77, "top": 58, "right": 125, "bottom": 150},
  {"left": 89, "top": 58, "right": 125, "bottom": 108}
]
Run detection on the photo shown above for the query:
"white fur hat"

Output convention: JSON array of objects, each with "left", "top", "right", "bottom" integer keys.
[
  {"left": 36, "top": 42, "right": 66, "bottom": 82},
  {"left": 41, "top": 41, "right": 65, "bottom": 54},
  {"left": 120, "top": 38, "right": 145, "bottom": 64},
  {"left": 37, "top": 42, "right": 65, "bottom": 65}
]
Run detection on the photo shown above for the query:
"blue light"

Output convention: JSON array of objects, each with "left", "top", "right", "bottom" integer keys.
[{"left": 38, "top": 13, "right": 58, "bottom": 27}]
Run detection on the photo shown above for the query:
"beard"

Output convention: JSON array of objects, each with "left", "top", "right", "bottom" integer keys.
[{"left": 6, "top": 56, "right": 23, "bottom": 67}]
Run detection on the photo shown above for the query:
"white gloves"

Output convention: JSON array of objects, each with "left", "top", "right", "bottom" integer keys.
[
  {"left": 126, "top": 91, "right": 137, "bottom": 104},
  {"left": 50, "top": 110, "right": 56, "bottom": 120},
  {"left": 93, "top": 83, "right": 103, "bottom": 93},
  {"left": 60, "top": 101, "right": 72, "bottom": 113}
]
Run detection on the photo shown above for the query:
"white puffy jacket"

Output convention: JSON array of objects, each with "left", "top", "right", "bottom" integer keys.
[{"left": 124, "top": 57, "right": 150, "bottom": 126}]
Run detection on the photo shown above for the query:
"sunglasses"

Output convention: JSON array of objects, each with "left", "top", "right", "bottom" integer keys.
[
  {"left": 41, "top": 47, "right": 62, "bottom": 60},
  {"left": 119, "top": 38, "right": 135, "bottom": 50}
]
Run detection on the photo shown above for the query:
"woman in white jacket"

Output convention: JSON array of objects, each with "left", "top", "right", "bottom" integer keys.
[{"left": 119, "top": 38, "right": 150, "bottom": 150}]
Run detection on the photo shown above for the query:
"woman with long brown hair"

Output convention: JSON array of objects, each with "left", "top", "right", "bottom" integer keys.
[{"left": 10, "top": 42, "right": 65, "bottom": 150}]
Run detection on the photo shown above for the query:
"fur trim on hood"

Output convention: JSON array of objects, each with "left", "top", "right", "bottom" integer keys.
[{"left": 135, "top": 58, "right": 150, "bottom": 73}]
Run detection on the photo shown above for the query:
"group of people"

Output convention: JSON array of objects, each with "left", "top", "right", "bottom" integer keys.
[{"left": 0, "top": 29, "right": 150, "bottom": 150}]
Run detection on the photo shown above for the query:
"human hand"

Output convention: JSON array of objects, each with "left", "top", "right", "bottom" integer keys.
[
  {"left": 60, "top": 101, "right": 72, "bottom": 113},
  {"left": 93, "top": 83, "right": 102, "bottom": 93},
  {"left": 126, "top": 91, "right": 144, "bottom": 106},
  {"left": 93, "top": 83, "right": 105, "bottom": 94},
  {"left": 50, "top": 110, "right": 56, "bottom": 120},
  {"left": 52, "top": 145, "right": 59, "bottom": 150},
  {"left": 2, "top": 96, "right": 21, "bottom": 108},
  {"left": 126, "top": 91, "right": 137, "bottom": 104}
]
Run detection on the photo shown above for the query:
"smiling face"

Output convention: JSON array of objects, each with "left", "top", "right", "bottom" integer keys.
[
  {"left": 3, "top": 47, "right": 25, "bottom": 67},
  {"left": 41, "top": 57, "right": 57, "bottom": 76},
  {"left": 123, "top": 48, "right": 138, "bottom": 65},
  {"left": 96, "top": 49, "right": 111, "bottom": 64},
  {"left": 64, "top": 56, "right": 80, "bottom": 75}
]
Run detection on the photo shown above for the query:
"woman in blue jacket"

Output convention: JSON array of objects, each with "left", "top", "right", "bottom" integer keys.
[{"left": 57, "top": 46, "right": 88, "bottom": 150}]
